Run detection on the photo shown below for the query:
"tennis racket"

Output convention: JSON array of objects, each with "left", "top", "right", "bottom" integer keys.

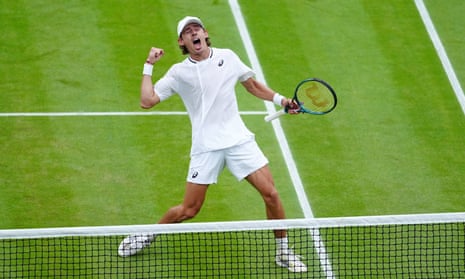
[{"left": 264, "top": 78, "right": 337, "bottom": 122}]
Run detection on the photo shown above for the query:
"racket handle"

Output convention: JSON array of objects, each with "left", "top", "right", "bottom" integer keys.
[{"left": 264, "top": 110, "right": 286, "bottom": 122}]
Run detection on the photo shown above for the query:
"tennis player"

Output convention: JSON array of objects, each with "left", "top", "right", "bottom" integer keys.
[{"left": 118, "top": 16, "right": 306, "bottom": 273}]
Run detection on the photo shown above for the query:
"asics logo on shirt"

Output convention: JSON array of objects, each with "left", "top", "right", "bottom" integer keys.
[{"left": 218, "top": 59, "right": 224, "bottom": 67}]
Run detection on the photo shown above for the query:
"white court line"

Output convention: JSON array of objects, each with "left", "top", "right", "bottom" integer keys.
[
  {"left": 0, "top": 111, "right": 266, "bottom": 117},
  {"left": 228, "top": 1, "right": 334, "bottom": 278},
  {"left": 415, "top": 0, "right": 465, "bottom": 115}
]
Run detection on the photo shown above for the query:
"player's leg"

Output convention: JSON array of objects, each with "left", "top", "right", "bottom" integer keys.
[
  {"left": 158, "top": 182, "right": 208, "bottom": 224},
  {"left": 225, "top": 140, "right": 286, "bottom": 235},
  {"left": 246, "top": 166, "right": 307, "bottom": 272},
  {"left": 227, "top": 140, "right": 307, "bottom": 272},
  {"left": 157, "top": 149, "right": 225, "bottom": 224},
  {"left": 245, "top": 165, "right": 286, "bottom": 237},
  {"left": 118, "top": 150, "right": 222, "bottom": 257},
  {"left": 118, "top": 183, "right": 208, "bottom": 257}
]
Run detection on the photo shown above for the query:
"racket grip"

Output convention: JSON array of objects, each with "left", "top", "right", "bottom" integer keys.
[{"left": 264, "top": 110, "right": 286, "bottom": 122}]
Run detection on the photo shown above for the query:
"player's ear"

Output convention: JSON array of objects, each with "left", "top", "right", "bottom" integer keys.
[{"left": 177, "top": 37, "right": 184, "bottom": 46}]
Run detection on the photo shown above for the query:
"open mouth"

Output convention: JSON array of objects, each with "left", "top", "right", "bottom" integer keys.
[{"left": 192, "top": 38, "right": 202, "bottom": 50}]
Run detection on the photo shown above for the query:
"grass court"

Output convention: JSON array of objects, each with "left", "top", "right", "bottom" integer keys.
[{"left": 0, "top": 1, "right": 464, "bottom": 277}]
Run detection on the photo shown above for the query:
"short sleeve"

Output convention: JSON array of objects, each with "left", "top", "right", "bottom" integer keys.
[{"left": 154, "top": 67, "right": 177, "bottom": 102}]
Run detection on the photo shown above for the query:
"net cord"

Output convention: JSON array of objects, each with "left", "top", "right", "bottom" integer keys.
[{"left": 1, "top": 212, "right": 464, "bottom": 240}]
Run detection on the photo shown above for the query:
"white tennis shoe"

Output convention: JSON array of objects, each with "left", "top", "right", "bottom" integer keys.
[
  {"left": 275, "top": 250, "right": 307, "bottom": 273},
  {"left": 118, "top": 234, "right": 157, "bottom": 257}
]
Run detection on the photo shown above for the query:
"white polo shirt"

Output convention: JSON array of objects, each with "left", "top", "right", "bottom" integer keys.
[{"left": 154, "top": 48, "right": 256, "bottom": 155}]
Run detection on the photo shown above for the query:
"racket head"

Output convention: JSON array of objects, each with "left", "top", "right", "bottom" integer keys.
[{"left": 292, "top": 78, "right": 337, "bottom": 115}]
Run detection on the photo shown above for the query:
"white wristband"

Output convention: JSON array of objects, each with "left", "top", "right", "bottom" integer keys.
[
  {"left": 273, "top": 93, "right": 285, "bottom": 106},
  {"left": 143, "top": 63, "right": 153, "bottom": 76}
]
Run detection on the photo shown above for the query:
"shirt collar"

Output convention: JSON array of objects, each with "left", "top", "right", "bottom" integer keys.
[{"left": 188, "top": 48, "right": 213, "bottom": 64}]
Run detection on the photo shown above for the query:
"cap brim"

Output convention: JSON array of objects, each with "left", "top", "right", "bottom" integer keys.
[{"left": 178, "top": 17, "right": 204, "bottom": 37}]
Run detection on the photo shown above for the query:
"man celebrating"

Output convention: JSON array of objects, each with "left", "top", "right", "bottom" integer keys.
[{"left": 118, "top": 16, "right": 306, "bottom": 273}]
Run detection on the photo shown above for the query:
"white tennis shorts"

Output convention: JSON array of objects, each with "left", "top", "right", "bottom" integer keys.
[{"left": 187, "top": 139, "right": 269, "bottom": 184}]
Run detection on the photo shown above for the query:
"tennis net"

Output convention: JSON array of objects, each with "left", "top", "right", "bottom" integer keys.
[{"left": 1, "top": 212, "right": 464, "bottom": 278}]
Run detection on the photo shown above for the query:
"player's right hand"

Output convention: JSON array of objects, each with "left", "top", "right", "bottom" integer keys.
[{"left": 146, "top": 47, "right": 164, "bottom": 64}]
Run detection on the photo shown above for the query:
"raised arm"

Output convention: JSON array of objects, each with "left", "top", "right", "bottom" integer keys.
[{"left": 140, "top": 47, "right": 164, "bottom": 109}]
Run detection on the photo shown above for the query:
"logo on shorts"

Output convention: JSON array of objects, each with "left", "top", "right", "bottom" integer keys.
[{"left": 191, "top": 171, "right": 199, "bottom": 179}]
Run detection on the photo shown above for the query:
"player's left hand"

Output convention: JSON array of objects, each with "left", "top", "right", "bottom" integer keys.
[{"left": 285, "top": 99, "right": 301, "bottom": 114}]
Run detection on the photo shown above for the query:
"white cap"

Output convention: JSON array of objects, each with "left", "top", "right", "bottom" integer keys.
[{"left": 177, "top": 16, "right": 204, "bottom": 37}]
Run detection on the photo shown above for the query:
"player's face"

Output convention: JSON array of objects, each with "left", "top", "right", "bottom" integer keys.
[{"left": 178, "top": 23, "right": 209, "bottom": 59}]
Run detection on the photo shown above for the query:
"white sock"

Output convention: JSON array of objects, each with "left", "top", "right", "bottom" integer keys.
[{"left": 276, "top": 237, "right": 289, "bottom": 253}]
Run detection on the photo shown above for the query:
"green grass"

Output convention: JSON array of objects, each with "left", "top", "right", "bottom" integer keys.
[
  {"left": 241, "top": 0, "right": 465, "bottom": 217},
  {"left": 1, "top": 0, "right": 465, "bottom": 277},
  {"left": 1, "top": 0, "right": 464, "bottom": 224}
]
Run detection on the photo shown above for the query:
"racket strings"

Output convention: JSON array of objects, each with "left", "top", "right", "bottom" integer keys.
[{"left": 297, "top": 82, "right": 335, "bottom": 112}]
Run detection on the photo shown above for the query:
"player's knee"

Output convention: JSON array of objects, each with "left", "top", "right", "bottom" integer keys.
[
  {"left": 183, "top": 206, "right": 201, "bottom": 220},
  {"left": 263, "top": 188, "right": 281, "bottom": 206}
]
